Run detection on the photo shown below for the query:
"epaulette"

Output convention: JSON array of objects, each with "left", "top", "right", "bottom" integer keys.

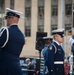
[
  {"left": 49, "top": 45, "right": 53, "bottom": 51},
  {"left": 0, "top": 27, "right": 9, "bottom": 48}
]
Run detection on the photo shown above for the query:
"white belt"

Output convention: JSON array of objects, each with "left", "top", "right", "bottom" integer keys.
[{"left": 54, "top": 61, "right": 63, "bottom": 64}]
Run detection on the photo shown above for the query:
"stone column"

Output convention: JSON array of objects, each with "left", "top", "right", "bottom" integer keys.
[
  {"left": 58, "top": 0, "right": 65, "bottom": 28},
  {"left": 44, "top": 0, "right": 51, "bottom": 36},
  {"left": 5, "top": 0, "right": 10, "bottom": 8},
  {"left": 14, "top": 0, "right": 25, "bottom": 33}
]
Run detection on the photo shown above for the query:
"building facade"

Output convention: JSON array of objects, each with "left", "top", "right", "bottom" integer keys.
[{"left": 0, "top": 0, "right": 73, "bottom": 57}]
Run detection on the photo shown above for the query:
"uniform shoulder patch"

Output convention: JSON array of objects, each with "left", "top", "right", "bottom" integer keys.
[{"left": 49, "top": 46, "right": 53, "bottom": 50}]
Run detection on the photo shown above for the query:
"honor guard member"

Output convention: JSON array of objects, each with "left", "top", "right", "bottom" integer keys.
[
  {"left": 46, "top": 29, "right": 65, "bottom": 75},
  {"left": 0, "top": 8, "right": 25, "bottom": 75},
  {"left": 42, "top": 36, "right": 53, "bottom": 75}
]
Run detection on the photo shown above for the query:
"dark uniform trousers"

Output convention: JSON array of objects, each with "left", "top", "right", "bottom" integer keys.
[
  {"left": 46, "top": 42, "right": 65, "bottom": 75},
  {"left": 0, "top": 25, "right": 25, "bottom": 75}
]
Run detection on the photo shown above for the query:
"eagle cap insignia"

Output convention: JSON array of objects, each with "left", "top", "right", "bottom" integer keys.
[{"left": 49, "top": 46, "right": 52, "bottom": 50}]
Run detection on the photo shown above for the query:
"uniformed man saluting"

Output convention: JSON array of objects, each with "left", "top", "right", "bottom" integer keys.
[
  {"left": 46, "top": 29, "right": 65, "bottom": 75},
  {"left": 0, "top": 8, "right": 25, "bottom": 75}
]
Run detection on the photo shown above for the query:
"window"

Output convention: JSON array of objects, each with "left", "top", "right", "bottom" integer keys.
[
  {"left": 51, "top": 0, "right": 58, "bottom": 5},
  {"left": 0, "top": 0, "right": 5, "bottom": 13},
  {"left": 38, "top": 0, "right": 44, "bottom": 32},
  {"left": 0, "top": 18, "right": 2, "bottom": 28},
  {"left": 25, "top": 7, "right": 31, "bottom": 18},
  {"left": 73, "top": 12, "right": 74, "bottom": 27},
  {"left": 65, "top": 0, "right": 72, "bottom": 4},
  {"left": 25, "top": 0, "right": 31, "bottom": 4},
  {"left": 0, "top": 0, "right": 5, "bottom": 27},
  {"left": 65, "top": 4, "right": 72, "bottom": 15},
  {"left": 38, "top": 18, "right": 44, "bottom": 32},
  {"left": 25, "top": 0, "right": 31, "bottom": 7},
  {"left": 38, "top": 0, "right": 44, "bottom": 6},
  {"left": 25, "top": 0, "right": 31, "bottom": 37},
  {"left": 51, "top": 25, "right": 57, "bottom": 34},
  {"left": 65, "top": 24, "right": 72, "bottom": 35},
  {"left": 51, "top": 25, "right": 57, "bottom": 31},
  {"left": 65, "top": 24, "right": 72, "bottom": 30},
  {"left": 38, "top": 25, "right": 44, "bottom": 32},
  {"left": 51, "top": 5, "right": 58, "bottom": 16},
  {"left": 0, "top": 18, "right": 5, "bottom": 28},
  {"left": 10, "top": 0, "right": 14, "bottom": 9},
  {"left": 25, "top": 26, "right": 31, "bottom": 36},
  {"left": 38, "top": 6, "right": 44, "bottom": 18},
  {"left": 73, "top": 3, "right": 74, "bottom": 10}
]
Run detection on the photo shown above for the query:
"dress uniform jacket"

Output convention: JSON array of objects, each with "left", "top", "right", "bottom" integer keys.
[
  {"left": 46, "top": 41, "right": 65, "bottom": 75},
  {"left": 0, "top": 25, "right": 25, "bottom": 75}
]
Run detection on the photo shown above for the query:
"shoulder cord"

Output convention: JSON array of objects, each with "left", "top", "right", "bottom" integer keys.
[
  {"left": 1, "top": 27, "right": 9, "bottom": 48},
  {"left": 52, "top": 43, "right": 57, "bottom": 53}
]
